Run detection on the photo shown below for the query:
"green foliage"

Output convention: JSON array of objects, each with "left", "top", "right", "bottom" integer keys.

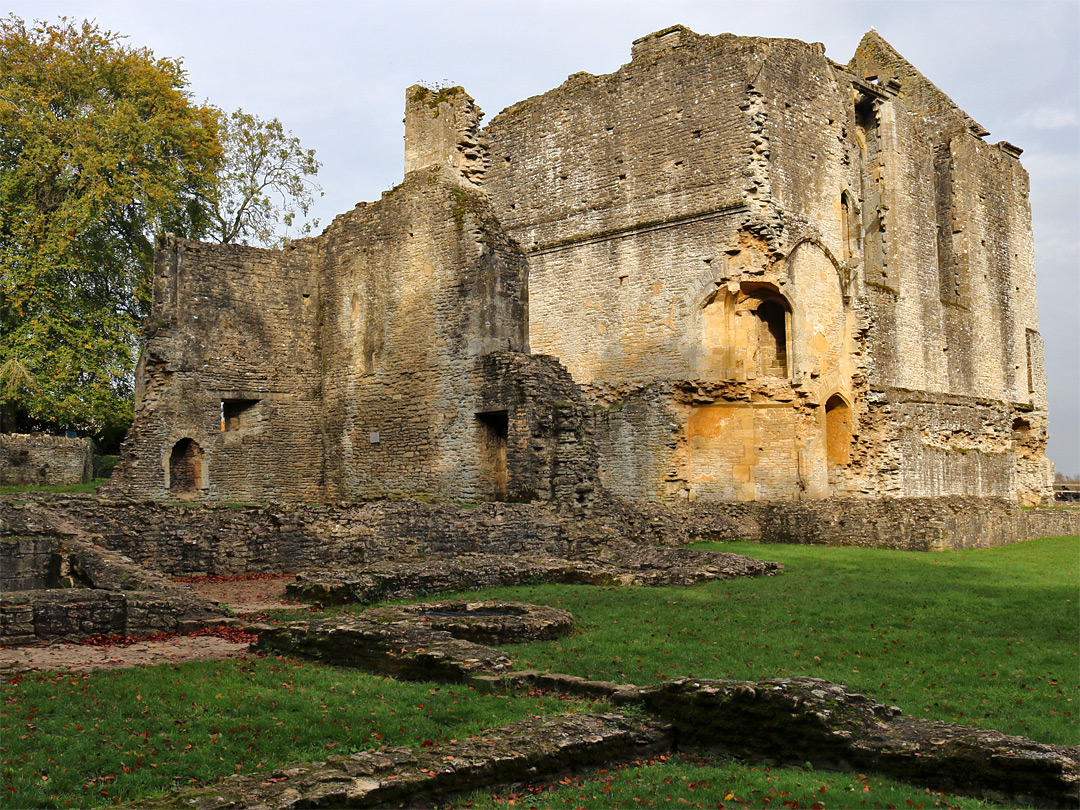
[
  {"left": 206, "top": 109, "right": 322, "bottom": 247},
  {"left": 92, "top": 453, "right": 119, "bottom": 479},
  {"left": 0, "top": 15, "right": 222, "bottom": 438}
]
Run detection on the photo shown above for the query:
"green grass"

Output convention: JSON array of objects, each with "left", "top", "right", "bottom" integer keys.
[
  {"left": 450, "top": 753, "right": 1007, "bottom": 809},
  {"left": 430, "top": 537, "right": 1077, "bottom": 745},
  {"left": 2, "top": 537, "right": 1075, "bottom": 808},
  {"left": 1, "top": 655, "right": 598, "bottom": 807},
  {"left": 0, "top": 478, "right": 109, "bottom": 496}
]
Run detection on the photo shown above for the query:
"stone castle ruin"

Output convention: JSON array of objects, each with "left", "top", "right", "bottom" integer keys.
[{"left": 109, "top": 26, "right": 1054, "bottom": 507}]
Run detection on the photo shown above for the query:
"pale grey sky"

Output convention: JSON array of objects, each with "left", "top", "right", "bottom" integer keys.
[{"left": 10, "top": 0, "right": 1079, "bottom": 472}]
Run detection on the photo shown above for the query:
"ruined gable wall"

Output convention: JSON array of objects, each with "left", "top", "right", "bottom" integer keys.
[
  {"left": 484, "top": 26, "right": 1051, "bottom": 503},
  {"left": 108, "top": 237, "right": 325, "bottom": 502},
  {"left": 848, "top": 38, "right": 1051, "bottom": 502},
  {"left": 317, "top": 168, "right": 529, "bottom": 502}
]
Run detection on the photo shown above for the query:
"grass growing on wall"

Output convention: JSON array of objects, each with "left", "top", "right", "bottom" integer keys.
[{"left": 1, "top": 537, "right": 1075, "bottom": 808}]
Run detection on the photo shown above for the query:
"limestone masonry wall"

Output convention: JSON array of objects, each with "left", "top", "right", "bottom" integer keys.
[
  {"left": 0, "top": 434, "right": 91, "bottom": 486},
  {"left": 110, "top": 24, "right": 1052, "bottom": 508},
  {"left": 3, "top": 496, "right": 1071, "bottom": 581}
]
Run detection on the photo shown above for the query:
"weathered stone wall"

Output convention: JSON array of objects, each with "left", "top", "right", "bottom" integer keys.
[
  {"left": 110, "top": 85, "right": 598, "bottom": 507},
  {"left": 480, "top": 25, "right": 1050, "bottom": 505},
  {"left": 0, "top": 530, "right": 226, "bottom": 643},
  {"left": 108, "top": 25, "right": 1052, "bottom": 507},
  {"left": 3, "top": 495, "right": 1067, "bottom": 583},
  {"left": 0, "top": 434, "right": 91, "bottom": 486},
  {"left": 317, "top": 164, "right": 529, "bottom": 502},
  {"left": 106, "top": 237, "right": 325, "bottom": 502}
]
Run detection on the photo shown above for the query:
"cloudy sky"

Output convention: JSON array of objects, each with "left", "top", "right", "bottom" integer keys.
[{"left": 10, "top": 0, "right": 1079, "bottom": 473}]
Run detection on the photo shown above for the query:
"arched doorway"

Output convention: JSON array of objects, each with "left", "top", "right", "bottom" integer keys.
[
  {"left": 824, "top": 395, "right": 852, "bottom": 466},
  {"left": 169, "top": 438, "right": 204, "bottom": 498}
]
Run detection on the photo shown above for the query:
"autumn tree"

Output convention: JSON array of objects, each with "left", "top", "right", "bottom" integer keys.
[
  {"left": 0, "top": 15, "right": 223, "bottom": 446},
  {"left": 207, "top": 109, "right": 323, "bottom": 247}
]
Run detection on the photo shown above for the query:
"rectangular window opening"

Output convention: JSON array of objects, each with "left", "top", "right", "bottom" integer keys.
[{"left": 222, "top": 399, "right": 260, "bottom": 432}]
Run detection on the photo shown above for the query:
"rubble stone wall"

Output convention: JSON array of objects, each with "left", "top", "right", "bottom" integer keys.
[
  {"left": 481, "top": 26, "right": 1050, "bottom": 504},
  {"left": 106, "top": 237, "right": 325, "bottom": 503},
  {"left": 0, "top": 434, "right": 91, "bottom": 486},
  {"left": 3, "top": 496, "right": 1068, "bottom": 581}
]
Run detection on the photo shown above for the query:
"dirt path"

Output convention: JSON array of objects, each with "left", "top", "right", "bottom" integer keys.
[
  {"left": 0, "top": 635, "right": 251, "bottom": 676},
  {"left": 1, "top": 575, "right": 306, "bottom": 676}
]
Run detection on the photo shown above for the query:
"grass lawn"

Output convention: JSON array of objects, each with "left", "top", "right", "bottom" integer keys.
[{"left": 2, "top": 536, "right": 1076, "bottom": 808}]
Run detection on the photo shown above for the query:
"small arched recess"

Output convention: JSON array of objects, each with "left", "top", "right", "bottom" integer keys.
[
  {"left": 824, "top": 394, "right": 853, "bottom": 466},
  {"left": 701, "top": 283, "right": 792, "bottom": 380}
]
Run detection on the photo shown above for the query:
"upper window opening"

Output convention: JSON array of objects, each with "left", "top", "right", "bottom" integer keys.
[{"left": 222, "top": 399, "right": 259, "bottom": 432}]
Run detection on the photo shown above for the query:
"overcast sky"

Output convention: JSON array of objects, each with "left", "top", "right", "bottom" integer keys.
[{"left": 10, "top": 0, "right": 1079, "bottom": 473}]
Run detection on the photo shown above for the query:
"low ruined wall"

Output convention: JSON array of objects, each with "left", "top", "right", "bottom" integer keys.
[
  {"left": 628, "top": 496, "right": 1057, "bottom": 551},
  {"left": 1023, "top": 507, "right": 1080, "bottom": 539},
  {"left": 0, "top": 494, "right": 1060, "bottom": 583},
  {"left": 1, "top": 497, "right": 579, "bottom": 577},
  {"left": 0, "top": 434, "right": 91, "bottom": 486},
  {"left": 0, "top": 529, "right": 227, "bottom": 644}
]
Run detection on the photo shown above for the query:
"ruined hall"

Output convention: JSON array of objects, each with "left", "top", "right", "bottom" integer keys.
[{"left": 109, "top": 26, "right": 1053, "bottom": 507}]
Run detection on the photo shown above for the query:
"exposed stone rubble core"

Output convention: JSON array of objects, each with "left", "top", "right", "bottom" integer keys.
[
  {"left": 617, "top": 677, "right": 1080, "bottom": 809},
  {"left": 108, "top": 24, "right": 1053, "bottom": 509},
  {"left": 131, "top": 713, "right": 668, "bottom": 810},
  {"left": 361, "top": 600, "right": 575, "bottom": 644},
  {"left": 287, "top": 547, "right": 781, "bottom": 606}
]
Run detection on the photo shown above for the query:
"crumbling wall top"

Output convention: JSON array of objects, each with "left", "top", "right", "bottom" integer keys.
[{"left": 404, "top": 85, "right": 488, "bottom": 186}]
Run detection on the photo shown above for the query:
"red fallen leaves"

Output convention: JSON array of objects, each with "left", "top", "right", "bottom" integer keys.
[
  {"left": 76, "top": 625, "right": 260, "bottom": 648},
  {"left": 171, "top": 573, "right": 295, "bottom": 583}
]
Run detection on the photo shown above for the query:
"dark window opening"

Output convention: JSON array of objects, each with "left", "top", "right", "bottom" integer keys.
[
  {"left": 476, "top": 411, "right": 508, "bottom": 501},
  {"left": 222, "top": 399, "right": 259, "bottom": 432},
  {"left": 169, "top": 438, "right": 203, "bottom": 496},
  {"left": 755, "top": 300, "right": 788, "bottom": 377},
  {"left": 855, "top": 93, "right": 879, "bottom": 161}
]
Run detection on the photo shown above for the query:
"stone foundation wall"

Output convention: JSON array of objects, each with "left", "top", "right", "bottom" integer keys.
[
  {"left": 628, "top": 496, "right": 1073, "bottom": 551},
  {"left": 0, "top": 434, "right": 91, "bottom": 486},
  {"left": 2, "top": 495, "right": 1065, "bottom": 582},
  {"left": 0, "top": 530, "right": 225, "bottom": 643}
]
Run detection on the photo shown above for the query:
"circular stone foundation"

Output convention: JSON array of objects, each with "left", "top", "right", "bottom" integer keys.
[{"left": 362, "top": 600, "right": 574, "bottom": 644}]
